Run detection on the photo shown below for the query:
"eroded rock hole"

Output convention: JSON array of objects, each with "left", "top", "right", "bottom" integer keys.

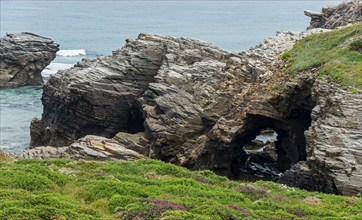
[
  {"left": 241, "top": 128, "right": 281, "bottom": 180},
  {"left": 230, "top": 112, "right": 312, "bottom": 181}
]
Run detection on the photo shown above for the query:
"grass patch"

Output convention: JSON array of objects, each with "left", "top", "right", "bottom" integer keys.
[
  {"left": 0, "top": 158, "right": 360, "bottom": 219},
  {"left": 284, "top": 23, "right": 362, "bottom": 89},
  {"left": 350, "top": 38, "right": 362, "bottom": 52}
]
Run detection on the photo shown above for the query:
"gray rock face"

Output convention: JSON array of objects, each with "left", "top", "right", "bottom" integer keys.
[
  {"left": 305, "top": 0, "right": 362, "bottom": 29},
  {"left": 279, "top": 79, "right": 362, "bottom": 196},
  {"left": 30, "top": 33, "right": 234, "bottom": 148},
  {"left": 187, "top": 30, "right": 322, "bottom": 176},
  {"left": 30, "top": 30, "right": 317, "bottom": 150},
  {"left": 0, "top": 32, "right": 59, "bottom": 88},
  {"left": 30, "top": 34, "right": 165, "bottom": 147}
]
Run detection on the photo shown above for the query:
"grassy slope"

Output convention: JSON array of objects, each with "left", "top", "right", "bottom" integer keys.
[
  {"left": 282, "top": 23, "right": 362, "bottom": 89},
  {"left": 0, "top": 158, "right": 361, "bottom": 219}
]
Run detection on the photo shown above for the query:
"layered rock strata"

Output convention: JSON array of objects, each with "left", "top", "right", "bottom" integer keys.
[
  {"left": 30, "top": 31, "right": 307, "bottom": 149},
  {"left": 305, "top": 0, "right": 362, "bottom": 29},
  {"left": 279, "top": 79, "right": 362, "bottom": 196},
  {"left": 31, "top": 30, "right": 321, "bottom": 148},
  {"left": 0, "top": 32, "right": 59, "bottom": 88},
  {"left": 30, "top": 34, "right": 233, "bottom": 149}
]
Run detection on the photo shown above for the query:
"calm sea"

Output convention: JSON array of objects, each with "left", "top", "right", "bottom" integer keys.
[{"left": 0, "top": 0, "right": 339, "bottom": 151}]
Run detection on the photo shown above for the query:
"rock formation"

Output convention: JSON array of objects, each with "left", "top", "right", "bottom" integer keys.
[
  {"left": 27, "top": 32, "right": 276, "bottom": 146},
  {"left": 30, "top": 34, "right": 165, "bottom": 147},
  {"left": 28, "top": 30, "right": 319, "bottom": 177},
  {"left": 0, "top": 32, "right": 59, "bottom": 88},
  {"left": 279, "top": 79, "right": 362, "bottom": 196},
  {"left": 27, "top": 1, "right": 362, "bottom": 196},
  {"left": 305, "top": 0, "right": 362, "bottom": 29}
]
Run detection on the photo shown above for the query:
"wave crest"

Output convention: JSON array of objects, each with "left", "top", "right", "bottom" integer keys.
[{"left": 57, "top": 49, "right": 86, "bottom": 57}]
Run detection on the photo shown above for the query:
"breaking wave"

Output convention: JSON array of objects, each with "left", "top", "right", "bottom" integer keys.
[{"left": 57, "top": 49, "right": 87, "bottom": 57}]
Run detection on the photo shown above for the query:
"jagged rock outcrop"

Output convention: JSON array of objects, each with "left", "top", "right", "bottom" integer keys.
[
  {"left": 30, "top": 33, "right": 233, "bottom": 148},
  {"left": 279, "top": 79, "right": 362, "bottom": 196},
  {"left": 30, "top": 30, "right": 314, "bottom": 148},
  {"left": 305, "top": 0, "right": 362, "bottom": 29},
  {"left": 30, "top": 34, "right": 167, "bottom": 147},
  {"left": 30, "top": 30, "right": 318, "bottom": 171},
  {"left": 0, "top": 32, "right": 59, "bottom": 88}
]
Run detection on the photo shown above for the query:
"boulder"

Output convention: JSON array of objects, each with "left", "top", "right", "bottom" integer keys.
[{"left": 0, "top": 32, "right": 59, "bottom": 88}]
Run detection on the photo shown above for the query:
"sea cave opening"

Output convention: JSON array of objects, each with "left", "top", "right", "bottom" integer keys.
[
  {"left": 229, "top": 112, "right": 312, "bottom": 181},
  {"left": 126, "top": 102, "right": 146, "bottom": 134}
]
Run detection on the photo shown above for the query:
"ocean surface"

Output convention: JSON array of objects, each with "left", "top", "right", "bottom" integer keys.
[{"left": 0, "top": 0, "right": 339, "bottom": 152}]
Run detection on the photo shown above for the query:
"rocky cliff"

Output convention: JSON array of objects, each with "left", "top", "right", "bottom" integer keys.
[
  {"left": 305, "top": 0, "right": 362, "bottom": 29},
  {"left": 27, "top": 1, "right": 362, "bottom": 196},
  {"left": 0, "top": 32, "right": 59, "bottom": 88},
  {"left": 279, "top": 79, "right": 362, "bottom": 196}
]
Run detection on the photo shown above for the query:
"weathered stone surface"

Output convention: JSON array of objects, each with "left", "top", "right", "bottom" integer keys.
[
  {"left": 19, "top": 134, "right": 147, "bottom": 161},
  {"left": 30, "top": 33, "right": 233, "bottom": 148},
  {"left": 114, "top": 132, "right": 150, "bottom": 156},
  {"left": 279, "top": 79, "right": 362, "bottom": 196},
  {"left": 186, "top": 29, "right": 324, "bottom": 178},
  {"left": 30, "top": 34, "right": 165, "bottom": 147},
  {"left": 30, "top": 30, "right": 320, "bottom": 153},
  {"left": 0, "top": 32, "right": 59, "bottom": 88},
  {"left": 305, "top": 0, "right": 362, "bottom": 29}
]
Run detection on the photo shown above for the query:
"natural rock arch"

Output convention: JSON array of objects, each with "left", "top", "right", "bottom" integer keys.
[
  {"left": 192, "top": 78, "right": 316, "bottom": 181},
  {"left": 229, "top": 113, "right": 311, "bottom": 180}
]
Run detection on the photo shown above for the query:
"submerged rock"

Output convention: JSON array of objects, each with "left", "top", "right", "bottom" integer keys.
[
  {"left": 0, "top": 32, "right": 59, "bottom": 88},
  {"left": 305, "top": 0, "right": 362, "bottom": 29}
]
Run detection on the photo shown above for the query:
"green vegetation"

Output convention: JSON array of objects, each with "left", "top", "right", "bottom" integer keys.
[
  {"left": 0, "top": 158, "right": 361, "bottom": 219},
  {"left": 282, "top": 23, "right": 362, "bottom": 89},
  {"left": 349, "top": 38, "right": 362, "bottom": 52}
]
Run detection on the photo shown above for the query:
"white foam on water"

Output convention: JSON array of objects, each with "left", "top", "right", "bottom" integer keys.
[
  {"left": 255, "top": 131, "right": 278, "bottom": 144},
  {"left": 42, "top": 63, "right": 74, "bottom": 78},
  {"left": 57, "top": 49, "right": 86, "bottom": 57}
]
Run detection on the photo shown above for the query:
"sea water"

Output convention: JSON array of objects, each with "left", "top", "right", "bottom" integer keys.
[{"left": 0, "top": 0, "right": 339, "bottom": 151}]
